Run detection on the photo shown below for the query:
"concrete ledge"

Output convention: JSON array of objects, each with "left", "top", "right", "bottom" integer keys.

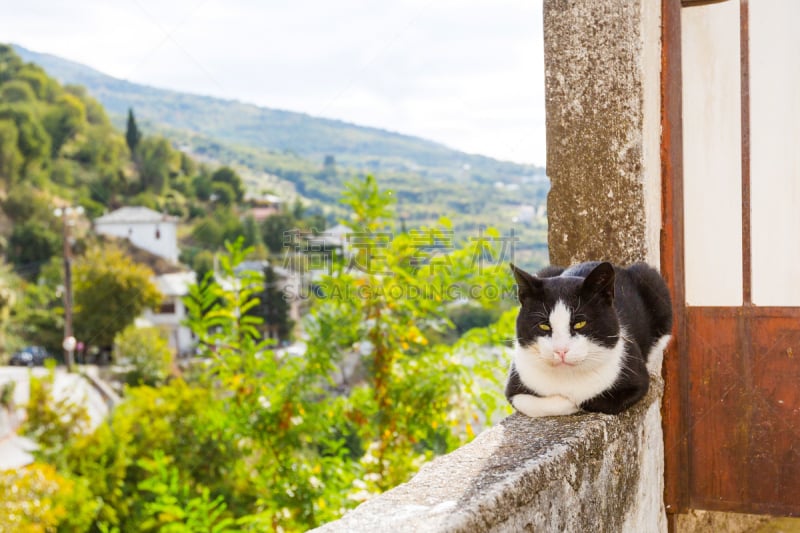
[
  {"left": 80, "top": 366, "right": 121, "bottom": 409},
  {"left": 314, "top": 378, "right": 666, "bottom": 533}
]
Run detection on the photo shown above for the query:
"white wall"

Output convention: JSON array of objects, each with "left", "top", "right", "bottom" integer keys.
[
  {"left": 749, "top": 0, "right": 800, "bottom": 306},
  {"left": 95, "top": 221, "right": 179, "bottom": 263},
  {"left": 641, "top": 0, "right": 663, "bottom": 268},
  {"left": 142, "top": 297, "right": 194, "bottom": 355},
  {"left": 681, "top": 1, "right": 743, "bottom": 306}
]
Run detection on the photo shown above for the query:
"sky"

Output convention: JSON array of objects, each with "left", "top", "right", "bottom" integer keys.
[{"left": 0, "top": 0, "right": 546, "bottom": 166}]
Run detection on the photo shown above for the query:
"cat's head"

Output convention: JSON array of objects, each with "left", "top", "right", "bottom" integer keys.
[{"left": 510, "top": 262, "right": 620, "bottom": 369}]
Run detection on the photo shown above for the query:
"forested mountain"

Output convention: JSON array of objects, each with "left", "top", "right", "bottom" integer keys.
[
  {"left": 12, "top": 44, "right": 550, "bottom": 266},
  {"left": 0, "top": 44, "right": 329, "bottom": 354},
  {"left": 13, "top": 44, "right": 542, "bottom": 183}
]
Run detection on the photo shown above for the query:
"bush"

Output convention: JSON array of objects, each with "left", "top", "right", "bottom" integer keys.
[
  {"left": 0, "top": 463, "right": 97, "bottom": 533},
  {"left": 115, "top": 326, "right": 173, "bottom": 387},
  {"left": 22, "top": 370, "right": 91, "bottom": 464}
]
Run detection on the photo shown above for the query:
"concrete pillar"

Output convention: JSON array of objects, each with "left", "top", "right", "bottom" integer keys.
[{"left": 544, "top": 0, "right": 662, "bottom": 267}]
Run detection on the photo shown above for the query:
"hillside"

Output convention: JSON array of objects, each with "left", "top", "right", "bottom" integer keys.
[
  {"left": 12, "top": 44, "right": 550, "bottom": 266},
  {"left": 13, "top": 44, "right": 543, "bottom": 183}
]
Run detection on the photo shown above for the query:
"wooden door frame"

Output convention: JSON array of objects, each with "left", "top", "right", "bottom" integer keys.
[
  {"left": 660, "top": 0, "right": 689, "bottom": 518},
  {"left": 661, "top": 0, "right": 800, "bottom": 520}
]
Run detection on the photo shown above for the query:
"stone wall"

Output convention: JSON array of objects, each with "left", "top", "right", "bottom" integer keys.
[
  {"left": 544, "top": 0, "right": 662, "bottom": 267},
  {"left": 316, "top": 1, "right": 667, "bottom": 531},
  {"left": 314, "top": 378, "right": 666, "bottom": 533}
]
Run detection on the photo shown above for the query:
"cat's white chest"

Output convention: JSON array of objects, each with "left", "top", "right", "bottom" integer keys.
[{"left": 513, "top": 338, "right": 626, "bottom": 405}]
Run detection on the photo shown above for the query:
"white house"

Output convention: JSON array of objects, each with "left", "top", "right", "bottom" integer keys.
[
  {"left": 140, "top": 271, "right": 196, "bottom": 356},
  {"left": 94, "top": 207, "right": 179, "bottom": 263}
]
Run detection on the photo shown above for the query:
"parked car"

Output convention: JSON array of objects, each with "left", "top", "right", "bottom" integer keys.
[{"left": 9, "top": 346, "right": 53, "bottom": 367}]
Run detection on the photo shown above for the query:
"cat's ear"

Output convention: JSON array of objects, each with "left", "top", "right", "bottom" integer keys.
[
  {"left": 582, "top": 262, "right": 615, "bottom": 303},
  {"left": 510, "top": 263, "right": 543, "bottom": 303}
]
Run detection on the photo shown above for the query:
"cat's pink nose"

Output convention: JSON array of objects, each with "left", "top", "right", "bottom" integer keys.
[{"left": 554, "top": 348, "right": 568, "bottom": 361}]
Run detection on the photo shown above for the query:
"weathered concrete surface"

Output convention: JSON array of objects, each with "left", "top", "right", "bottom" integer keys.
[
  {"left": 544, "top": 0, "right": 661, "bottom": 267},
  {"left": 675, "top": 510, "right": 771, "bottom": 533},
  {"left": 314, "top": 378, "right": 666, "bottom": 533}
]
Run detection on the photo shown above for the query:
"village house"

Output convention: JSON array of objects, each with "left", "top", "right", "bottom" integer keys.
[
  {"left": 139, "top": 271, "right": 197, "bottom": 357},
  {"left": 94, "top": 206, "right": 179, "bottom": 263}
]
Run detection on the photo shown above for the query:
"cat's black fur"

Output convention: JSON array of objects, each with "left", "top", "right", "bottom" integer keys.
[{"left": 506, "top": 261, "right": 673, "bottom": 415}]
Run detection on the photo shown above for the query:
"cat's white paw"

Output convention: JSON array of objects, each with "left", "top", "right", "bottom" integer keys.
[{"left": 511, "top": 394, "right": 579, "bottom": 418}]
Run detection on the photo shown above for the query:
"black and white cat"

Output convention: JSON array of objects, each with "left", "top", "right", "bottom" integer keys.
[{"left": 506, "top": 261, "right": 673, "bottom": 417}]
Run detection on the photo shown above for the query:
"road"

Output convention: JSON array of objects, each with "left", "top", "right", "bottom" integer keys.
[
  {"left": 0, "top": 366, "right": 111, "bottom": 428},
  {"left": 0, "top": 365, "right": 113, "bottom": 469}
]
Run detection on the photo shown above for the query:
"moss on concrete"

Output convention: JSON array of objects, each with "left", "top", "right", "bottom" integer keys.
[
  {"left": 543, "top": 0, "right": 650, "bottom": 266},
  {"left": 313, "top": 379, "right": 665, "bottom": 533}
]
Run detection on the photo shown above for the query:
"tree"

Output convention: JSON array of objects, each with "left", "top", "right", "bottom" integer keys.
[
  {"left": 0, "top": 104, "right": 51, "bottom": 173},
  {"left": 210, "top": 166, "right": 244, "bottom": 202},
  {"left": 125, "top": 108, "right": 141, "bottom": 154},
  {"left": 0, "top": 45, "right": 24, "bottom": 85},
  {"left": 0, "top": 119, "right": 21, "bottom": 182},
  {"left": 6, "top": 221, "right": 60, "bottom": 279},
  {"left": 261, "top": 212, "right": 296, "bottom": 254},
  {"left": 210, "top": 181, "right": 235, "bottom": 206},
  {"left": 138, "top": 136, "right": 175, "bottom": 194},
  {"left": 250, "top": 264, "right": 292, "bottom": 341},
  {"left": 2, "top": 183, "right": 56, "bottom": 223},
  {"left": 321, "top": 154, "right": 336, "bottom": 180},
  {"left": 115, "top": 325, "right": 172, "bottom": 386},
  {"left": 191, "top": 249, "right": 215, "bottom": 282},
  {"left": 9, "top": 260, "right": 64, "bottom": 354},
  {"left": 43, "top": 93, "right": 87, "bottom": 156},
  {"left": 0, "top": 80, "right": 36, "bottom": 103},
  {"left": 241, "top": 214, "right": 262, "bottom": 249},
  {"left": 73, "top": 245, "right": 162, "bottom": 351},
  {"left": 16, "top": 65, "right": 56, "bottom": 101}
]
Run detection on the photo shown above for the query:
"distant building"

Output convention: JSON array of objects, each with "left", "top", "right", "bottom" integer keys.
[
  {"left": 140, "top": 271, "right": 196, "bottom": 356},
  {"left": 94, "top": 207, "right": 179, "bottom": 263},
  {"left": 245, "top": 193, "right": 283, "bottom": 221}
]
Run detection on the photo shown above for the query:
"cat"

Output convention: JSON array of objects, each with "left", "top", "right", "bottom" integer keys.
[{"left": 505, "top": 261, "right": 673, "bottom": 417}]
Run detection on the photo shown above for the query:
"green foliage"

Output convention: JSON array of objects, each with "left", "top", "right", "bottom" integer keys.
[
  {"left": 73, "top": 245, "right": 162, "bottom": 350},
  {"left": 8, "top": 259, "right": 64, "bottom": 353},
  {"left": 190, "top": 207, "right": 244, "bottom": 250},
  {"left": 11, "top": 45, "right": 553, "bottom": 266},
  {"left": 0, "top": 45, "right": 24, "bottom": 84},
  {"left": 449, "top": 302, "right": 502, "bottom": 336},
  {"left": 261, "top": 212, "right": 295, "bottom": 254},
  {"left": 22, "top": 370, "right": 92, "bottom": 464},
  {"left": 43, "top": 92, "right": 87, "bottom": 156},
  {"left": 241, "top": 214, "right": 262, "bottom": 249},
  {"left": 210, "top": 166, "right": 244, "bottom": 202},
  {"left": 0, "top": 118, "right": 22, "bottom": 181},
  {"left": 0, "top": 463, "right": 97, "bottom": 533},
  {"left": 0, "top": 42, "right": 528, "bottom": 531},
  {"left": 0, "top": 380, "right": 15, "bottom": 408},
  {"left": 2, "top": 182, "right": 56, "bottom": 222},
  {"left": 6, "top": 220, "right": 60, "bottom": 278},
  {"left": 191, "top": 249, "right": 216, "bottom": 282},
  {"left": 115, "top": 326, "right": 173, "bottom": 387},
  {"left": 210, "top": 180, "right": 236, "bottom": 206},
  {"left": 0, "top": 79, "right": 36, "bottom": 102},
  {"left": 125, "top": 108, "right": 141, "bottom": 154},
  {"left": 16, "top": 65, "right": 57, "bottom": 101},
  {"left": 249, "top": 263, "right": 293, "bottom": 341},
  {"left": 299, "top": 175, "right": 511, "bottom": 491},
  {"left": 0, "top": 104, "right": 50, "bottom": 171},
  {"left": 12, "top": 176, "right": 514, "bottom": 530},
  {"left": 137, "top": 136, "right": 176, "bottom": 194},
  {"left": 136, "top": 452, "right": 238, "bottom": 533}
]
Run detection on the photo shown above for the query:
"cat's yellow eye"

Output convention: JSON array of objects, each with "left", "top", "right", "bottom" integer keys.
[
  {"left": 573, "top": 320, "right": 587, "bottom": 330},
  {"left": 538, "top": 323, "right": 551, "bottom": 331}
]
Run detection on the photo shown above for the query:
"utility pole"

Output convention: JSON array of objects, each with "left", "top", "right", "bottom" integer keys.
[{"left": 55, "top": 206, "right": 83, "bottom": 372}]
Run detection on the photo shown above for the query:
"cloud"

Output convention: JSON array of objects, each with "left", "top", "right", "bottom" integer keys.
[{"left": 0, "top": 0, "right": 546, "bottom": 164}]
